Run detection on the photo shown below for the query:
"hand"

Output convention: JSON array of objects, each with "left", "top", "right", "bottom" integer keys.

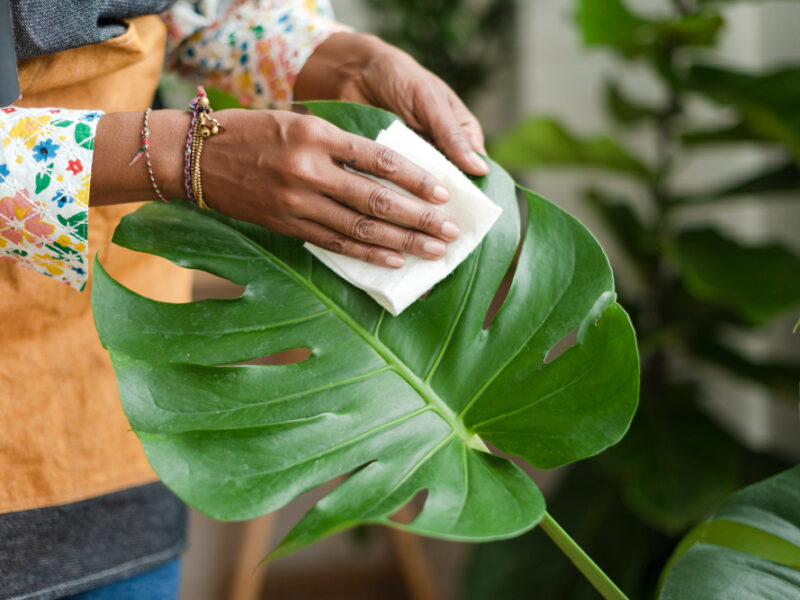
[
  {"left": 295, "top": 32, "right": 489, "bottom": 177},
  {"left": 197, "top": 109, "right": 461, "bottom": 268}
]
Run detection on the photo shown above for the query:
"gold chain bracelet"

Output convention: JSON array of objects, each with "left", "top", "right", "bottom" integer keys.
[{"left": 185, "top": 88, "right": 221, "bottom": 209}]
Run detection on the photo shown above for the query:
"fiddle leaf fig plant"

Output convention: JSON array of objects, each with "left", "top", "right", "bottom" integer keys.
[{"left": 93, "top": 101, "right": 639, "bottom": 595}]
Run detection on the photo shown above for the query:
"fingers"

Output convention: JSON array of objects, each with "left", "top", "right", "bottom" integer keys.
[
  {"left": 448, "top": 93, "right": 487, "bottom": 156},
  {"left": 414, "top": 86, "right": 489, "bottom": 176},
  {"left": 298, "top": 218, "right": 406, "bottom": 268},
  {"left": 323, "top": 170, "right": 461, "bottom": 243},
  {"left": 301, "top": 195, "right": 452, "bottom": 261},
  {"left": 330, "top": 132, "right": 451, "bottom": 205}
]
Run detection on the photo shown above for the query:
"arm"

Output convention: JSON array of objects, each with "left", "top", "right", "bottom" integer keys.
[
  {"left": 96, "top": 4, "right": 489, "bottom": 271},
  {"left": 164, "top": 2, "right": 488, "bottom": 174}
]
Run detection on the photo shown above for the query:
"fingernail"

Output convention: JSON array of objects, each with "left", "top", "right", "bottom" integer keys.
[
  {"left": 470, "top": 152, "right": 488, "bottom": 172},
  {"left": 441, "top": 220, "right": 460, "bottom": 240},
  {"left": 424, "top": 239, "right": 447, "bottom": 257},
  {"left": 433, "top": 185, "right": 450, "bottom": 203},
  {"left": 385, "top": 254, "right": 405, "bottom": 268}
]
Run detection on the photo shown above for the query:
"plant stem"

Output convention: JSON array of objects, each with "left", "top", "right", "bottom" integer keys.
[{"left": 539, "top": 512, "right": 630, "bottom": 600}]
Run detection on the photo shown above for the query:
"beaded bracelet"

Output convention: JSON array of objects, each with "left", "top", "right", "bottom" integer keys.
[
  {"left": 129, "top": 108, "right": 168, "bottom": 202},
  {"left": 184, "top": 86, "right": 221, "bottom": 209}
]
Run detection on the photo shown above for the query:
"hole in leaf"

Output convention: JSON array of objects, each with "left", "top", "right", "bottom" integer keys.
[
  {"left": 101, "top": 245, "right": 204, "bottom": 303},
  {"left": 545, "top": 328, "right": 578, "bottom": 364},
  {"left": 388, "top": 489, "right": 428, "bottom": 524},
  {"left": 192, "top": 271, "right": 246, "bottom": 300},
  {"left": 225, "top": 347, "right": 312, "bottom": 366},
  {"left": 483, "top": 192, "right": 528, "bottom": 330}
]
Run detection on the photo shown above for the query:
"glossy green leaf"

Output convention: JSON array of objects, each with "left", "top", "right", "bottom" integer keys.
[
  {"left": 576, "top": 0, "right": 723, "bottom": 58},
  {"left": 659, "top": 466, "right": 800, "bottom": 599},
  {"left": 489, "top": 117, "right": 652, "bottom": 180},
  {"left": 673, "top": 227, "right": 800, "bottom": 324},
  {"left": 91, "top": 101, "right": 640, "bottom": 559},
  {"left": 686, "top": 65, "right": 800, "bottom": 161}
]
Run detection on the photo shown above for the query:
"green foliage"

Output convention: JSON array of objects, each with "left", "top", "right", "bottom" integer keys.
[
  {"left": 489, "top": 117, "right": 652, "bottom": 180},
  {"left": 606, "top": 81, "right": 661, "bottom": 125},
  {"left": 687, "top": 64, "right": 800, "bottom": 159},
  {"left": 576, "top": 0, "right": 724, "bottom": 58},
  {"left": 362, "top": 0, "right": 514, "bottom": 101},
  {"left": 674, "top": 228, "right": 800, "bottom": 325},
  {"left": 92, "top": 102, "right": 639, "bottom": 559},
  {"left": 469, "top": 0, "right": 800, "bottom": 597},
  {"left": 600, "top": 391, "right": 741, "bottom": 533},
  {"left": 466, "top": 464, "right": 669, "bottom": 600},
  {"left": 658, "top": 466, "right": 800, "bottom": 599}
]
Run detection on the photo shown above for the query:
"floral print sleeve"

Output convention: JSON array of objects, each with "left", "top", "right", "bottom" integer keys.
[
  {"left": 0, "top": 107, "right": 101, "bottom": 290},
  {"left": 163, "top": 0, "right": 352, "bottom": 109}
]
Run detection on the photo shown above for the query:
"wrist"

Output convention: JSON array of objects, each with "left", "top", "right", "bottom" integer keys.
[
  {"left": 91, "top": 110, "right": 190, "bottom": 206},
  {"left": 148, "top": 109, "right": 192, "bottom": 201},
  {"left": 294, "top": 31, "right": 389, "bottom": 102}
]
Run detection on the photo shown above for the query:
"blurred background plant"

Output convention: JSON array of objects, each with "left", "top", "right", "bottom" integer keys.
[
  {"left": 362, "top": 0, "right": 515, "bottom": 102},
  {"left": 458, "top": 0, "right": 800, "bottom": 597}
]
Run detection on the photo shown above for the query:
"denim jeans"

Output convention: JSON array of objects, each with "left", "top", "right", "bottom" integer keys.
[{"left": 64, "top": 558, "right": 181, "bottom": 600}]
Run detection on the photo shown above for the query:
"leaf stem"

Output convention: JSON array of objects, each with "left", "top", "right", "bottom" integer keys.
[{"left": 539, "top": 512, "right": 630, "bottom": 600}]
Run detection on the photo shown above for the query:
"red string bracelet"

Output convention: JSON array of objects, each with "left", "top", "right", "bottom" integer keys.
[{"left": 129, "top": 108, "right": 168, "bottom": 202}]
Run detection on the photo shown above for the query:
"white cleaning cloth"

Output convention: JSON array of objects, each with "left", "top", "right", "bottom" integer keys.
[{"left": 304, "top": 120, "right": 503, "bottom": 315}]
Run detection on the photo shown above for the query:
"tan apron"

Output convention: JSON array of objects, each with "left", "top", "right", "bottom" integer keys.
[{"left": 0, "top": 15, "right": 193, "bottom": 513}]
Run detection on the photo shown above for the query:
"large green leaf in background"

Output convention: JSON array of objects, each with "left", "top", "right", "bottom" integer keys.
[
  {"left": 687, "top": 64, "right": 800, "bottom": 161},
  {"left": 489, "top": 116, "right": 653, "bottom": 180},
  {"left": 672, "top": 227, "right": 800, "bottom": 325},
  {"left": 92, "top": 102, "right": 639, "bottom": 558},
  {"left": 576, "top": 0, "right": 723, "bottom": 58},
  {"left": 659, "top": 466, "right": 800, "bottom": 599}
]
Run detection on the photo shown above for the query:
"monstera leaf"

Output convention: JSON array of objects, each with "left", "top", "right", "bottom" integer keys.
[
  {"left": 658, "top": 466, "right": 800, "bottom": 599},
  {"left": 92, "top": 101, "right": 639, "bottom": 558}
]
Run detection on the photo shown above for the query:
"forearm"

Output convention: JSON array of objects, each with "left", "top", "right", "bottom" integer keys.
[{"left": 90, "top": 110, "right": 190, "bottom": 206}]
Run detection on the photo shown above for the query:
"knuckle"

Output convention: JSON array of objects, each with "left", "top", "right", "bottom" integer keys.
[
  {"left": 373, "top": 146, "right": 398, "bottom": 175},
  {"left": 282, "top": 193, "right": 303, "bottom": 213},
  {"left": 367, "top": 186, "right": 393, "bottom": 216},
  {"left": 444, "top": 127, "right": 469, "bottom": 148},
  {"left": 292, "top": 115, "right": 327, "bottom": 142},
  {"left": 289, "top": 157, "right": 319, "bottom": 182},
  {"left": 401, "top": 229, "right": 416, "bottom": 252},
  {"left": 416, "top": 173, "right": 435, "bottom": 197},
  {"left": 417, "top": 209, "right": 436, "bottom": 231},
  {"left": 351, "top": 215, "right": 377, "bottom": 240},
  {"left": 325, "top": 235, "right": 348, "bottom": 255},
  {"left": 363, "top": 245, "right": 378, "bottom": 264}
]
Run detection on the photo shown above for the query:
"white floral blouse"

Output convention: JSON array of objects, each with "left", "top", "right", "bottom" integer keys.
[{"left": 0, "top": 0, "right": 349, "bottom": 290}]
